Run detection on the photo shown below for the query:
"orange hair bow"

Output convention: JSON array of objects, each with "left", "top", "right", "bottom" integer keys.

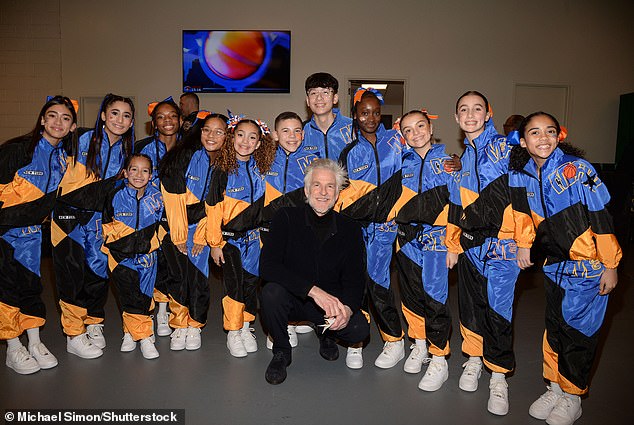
[
  {"left": 197, "top": 110, "right": 211, "bottom": 120},
  {"left": 353, "top": 87, "right": 385, "bottom": 105},
  {"left": 147, "top": 96, "right": 174, "bottom": 117},
  {"left": 559, "top": 125, "right": 568, "bottom": 141},
  {"left": 46, "top": 96, "right": 79, "bottom": 113}
]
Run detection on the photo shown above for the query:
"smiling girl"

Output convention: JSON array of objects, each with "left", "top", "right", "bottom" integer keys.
[
  {"left": 159, "top": 113, "right": 228, "bottom": 351},
  {"left": 447, "top": 90, "right": 520, "bottom": 415},
  {"left": 1, "top": 96, "right": 77, "bottom": 374},
  {"left": 53, "top": 93, "right": 134, "bottom": 359},
  {"left": 509, "top": 112, "right": 621, "bottom": 425},
  {"left": 102, "top": 153, "right": 163, "bottom": 359},
  {"left": 391, "top": 109, "right": 460, "bottom": 391},
  {"left": 136, "top": 98, "right": 182, "bottom": 337},
  {"left": 206, "top": 116, "right": 275, "bottom": 358},
  {"left": 337, "top": 88, "right": 404, "bottom": 369}
]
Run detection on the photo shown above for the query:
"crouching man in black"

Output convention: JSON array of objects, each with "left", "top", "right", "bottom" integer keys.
[{"left": 260, "top": 158, "right": 369, "bottom": 384}]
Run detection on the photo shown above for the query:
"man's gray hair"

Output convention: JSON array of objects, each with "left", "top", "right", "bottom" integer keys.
[{"left": 303, "top": 158, "right": 347, "bottom": 191}]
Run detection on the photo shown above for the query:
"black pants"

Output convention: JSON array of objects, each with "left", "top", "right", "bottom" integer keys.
[{"left": 260, "top": 281, "right": 370, "bottom": 354}]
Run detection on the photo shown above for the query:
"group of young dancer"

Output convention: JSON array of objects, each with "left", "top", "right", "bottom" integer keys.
[{"left": 0, "top": 72, "right": 620, "bottom": 425}]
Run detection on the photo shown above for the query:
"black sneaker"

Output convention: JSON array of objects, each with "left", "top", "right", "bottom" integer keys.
[
  {"left": 319, "top": 336, "right": 339, "bottom": 361},
  {"left": 265, "top": 351, "right": 291, "bottom": 385}
]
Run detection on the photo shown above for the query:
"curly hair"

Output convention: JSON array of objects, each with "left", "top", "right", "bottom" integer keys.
[
  {"left": 510, "top": 112, "right": 585, "bottom": 171},
  {"left": 215, "top": 119, "right": 276, "bottom": 175}
]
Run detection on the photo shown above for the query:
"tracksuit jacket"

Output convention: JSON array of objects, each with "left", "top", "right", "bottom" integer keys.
[
  {"left": 509, "top": 146, "right": 621, "bottom": 394},
  {"left": 262, "top": 143, "right": 320, "bottom": 228},
  {"left": 160, "top": 146, "right": 214, "bottom": 328},
  {"left": 392, "top": 143, "right": 457, "bottom": 355},
  {"left": 206, "top": 157, "right": 266, "bottom": 330},
  {"left": 53, "top": 129, "right": 127, "bottom": 336},
  {"left": 303, "top": 108, "right": 353, "bottom": 161},
  {"left": 136, "top": 136, "right": 167, "bottom": 190},
  {"left": 0, "top": 136, "right": 67, "bottom": 339},
  {"left": 102, "top": 183, "right": 163, "bottom": 340}
]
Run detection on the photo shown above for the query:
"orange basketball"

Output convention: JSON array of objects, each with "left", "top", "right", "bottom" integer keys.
[{"left": 204, "top": 31, "right": 265, "bottom": 80}]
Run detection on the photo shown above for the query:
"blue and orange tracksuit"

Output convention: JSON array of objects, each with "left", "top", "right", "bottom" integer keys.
[
  {"left": 392, "top": 143, "right": 459, "bottom": 356},
  {"left": 509, "top": 146, "right": 621, "bottom": 395},
  {"left": 446, "top": 121, "right": 520, "bottom": 373},
  {"left": 206, "top": 157, "right": 266, "bottom": 331},
  {"left": 52, "top": 129, "right": 126, "bottom": 337},
  {"left": 0, "top": 137, "right": 67, "bottom": 340},
  {"left": 160, "top": 146, "right": 214, "bottom": 330},
  {"left": 136, "top": 136, "right": 172, "bottom": 305},
  {"left": 261, "top": 142, "right": 320, "bottom": 242},
  {"left": 338, "top": 124, "right": 404, "bottom": 341},
  {"left": 303, "top": 108, "right": 353, "bottom": 161},
  {"left": 102, "top": 183, "right": 163, "bottom": 341}
]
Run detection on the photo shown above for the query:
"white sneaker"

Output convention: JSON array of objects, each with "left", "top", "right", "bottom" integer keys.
[
  {"left": 28, "top": 342, "right": 58, "bottom": 369},
  {"left": 403, "top": 342, "right": 429, "bottom": 374},
  {"left": 170, "top": 328, "right": 187, "bottom": 351},
  {"left": 120, "top": 333, "right": 136, "bottom": 352},
  {"left": 546, "top": 394, "right": 582, "bottom": 425},
  {"left": 6, "top": 345, "right": 40, "bottom": 374},
  {"left": 346, "top": 347, "right": 363, "bottom": 369},
  {"left": 418, "top": 357, "right": 448, "bottom": 391},
  {"left": 487, "top": 377, "right": 509, "bottom": 416},
  {"left": 240, "top": 324, "right": 258, "bottom": 353},
  {"left": 294, "top": 324, "right": 314, "bottom": 334},
  {"left": 288, "top": 325, "right": 298, "bottom": 347},
  {"left": 374, "top": 339, "right": 405, "bottom": 369},
  {"left": 86, "top": 324, "right": 106, "bottom": 349},
  {"left": 156, "top": 312, "right": 171, "bottom": 337},
  {"left": 459, "top": 358, "right": 483, "bottom": 392},
  {"left": 185, "top": 327, "right": 202, "bottom": 351},
  {"left": 529, "top": 385, "right": 564, "bottom": 420},
  {"left": 66, "top": 333, "right": 103, "bottom": 359},
  {"left": 140, "top": 337, "right": 159, "bottom": 359},
  {"left": 266, "top": 326, "right": 299, "bottom": 350},
  {"left": 227, "top": 330, "right": 247, "bottom": 357}
]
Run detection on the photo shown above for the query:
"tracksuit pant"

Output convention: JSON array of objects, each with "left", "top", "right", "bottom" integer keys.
[
  {"left": 110, "top": 252, "right": 157, "bottom": 341},
  {"left": 52, "top": 206, "right": 108, "bottom": 336},
  {"left": 395, "top": 225, "right": 451, "bottom": 356},
  {"left": 0, "top": 226, "right": 45, "bottom": 339},
  {"left": 458, "top": 237, "right": 520, "bottom": 373},
  {"left": 221, "top": 229, "right": 260, "bottom": 331},
  {"left": 542, "top": 259, "right": 609, "bottom": 395}
]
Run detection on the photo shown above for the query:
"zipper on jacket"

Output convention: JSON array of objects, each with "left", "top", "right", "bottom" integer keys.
[
  {"left": 246, "top": 160, "right": 254, "bottom": 204},
  {"left": 283, "top": 153, "right": 290, "bottom": 193},
  {"left": 371, "top": 141, "right": 381, "bottom": 210}
]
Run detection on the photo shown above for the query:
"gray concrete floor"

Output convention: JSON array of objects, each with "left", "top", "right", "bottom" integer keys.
[{"left": 1, "top": 253, "right": 632, "bottom": 425}]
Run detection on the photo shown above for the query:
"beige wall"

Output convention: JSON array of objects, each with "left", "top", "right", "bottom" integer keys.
[
  {"left": 0, "top": 0, "right": 62, "bottom": 142},
  {"left": 3, "top": 0, "right": 633, "bottom": 162}
]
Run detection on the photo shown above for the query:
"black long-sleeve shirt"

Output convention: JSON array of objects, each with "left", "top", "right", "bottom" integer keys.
[{"left": 259, "top": 204, "right": 366, "bottom": 312}]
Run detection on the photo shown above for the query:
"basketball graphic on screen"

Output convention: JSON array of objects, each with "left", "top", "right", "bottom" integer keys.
[{"left": 203, "top": 31, "right": 265, "bottom": 80}]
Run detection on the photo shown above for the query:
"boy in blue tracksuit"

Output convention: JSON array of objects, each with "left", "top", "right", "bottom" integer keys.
[
  {"left": 263, "top": 111, "right": 320, "bottom": 238},
  {"left": 102, "top": 154, "right": 164, "bottom": 359},
  {"left": 338, "top": 89, "right": 404, "bottom": 369},
  {"left": 509, "top": 112, "right": 620, "bottom": 425},
  {"left": 261, "top": 111, "right": 320, "bottom": 349},
  {"left": 303, "top": 72, "right": 353, "bottom": 161}
]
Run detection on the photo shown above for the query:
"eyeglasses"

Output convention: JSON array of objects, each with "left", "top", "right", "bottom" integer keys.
[
  {"left": 201, "top": 128, "right": 226, "bottom": 137},
  {"left": 307, "top": 89, "right": 334, "bottom": 99}
]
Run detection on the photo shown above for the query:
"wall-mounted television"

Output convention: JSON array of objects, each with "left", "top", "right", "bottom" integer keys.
[{"left": 182, "top": 30, "right": 291, "bottom": 94}]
